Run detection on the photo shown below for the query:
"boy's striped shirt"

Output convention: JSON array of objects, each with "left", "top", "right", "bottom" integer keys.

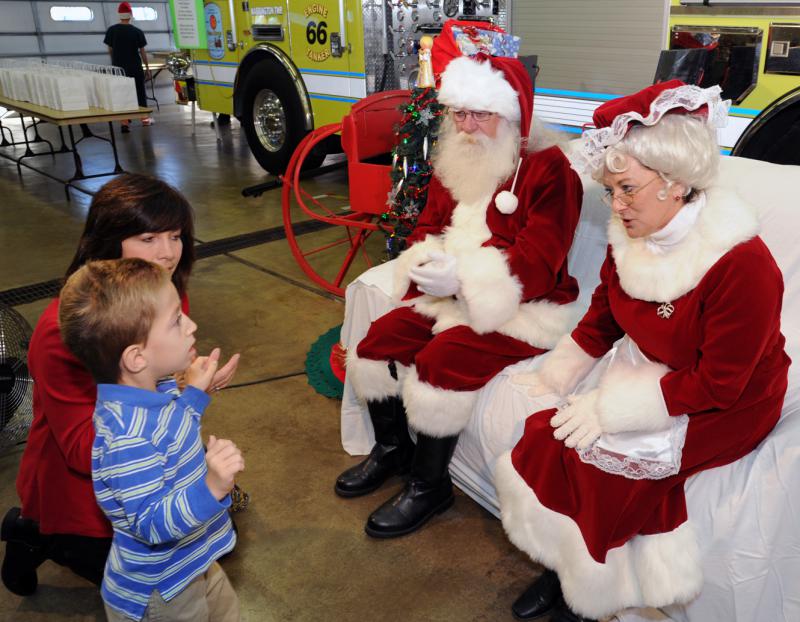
[{"left": 92, "top": 380, "right": 235, "bottom": 620}]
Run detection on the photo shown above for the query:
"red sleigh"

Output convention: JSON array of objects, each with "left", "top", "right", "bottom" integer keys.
[{"left": 280, "top": 90, "right": 410, "bottom": 297}]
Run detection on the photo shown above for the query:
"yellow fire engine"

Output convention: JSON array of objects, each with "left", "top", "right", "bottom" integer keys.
[
  {"left": 185, "top": 0, "right": 507, "bottom": 173},
  {"left": 663, "top": 0, "right": 800, "bottom": 163}
]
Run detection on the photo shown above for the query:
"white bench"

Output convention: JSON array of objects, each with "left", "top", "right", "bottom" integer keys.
[{"left": 340, "top": 153, "right": 800, "bottom": 622}]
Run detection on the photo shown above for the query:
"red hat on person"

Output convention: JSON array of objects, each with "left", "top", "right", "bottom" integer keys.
[
  {"left": 432, "top": 20, "right": 533, "bottom": 142},
  {"left": 118, "top": 2, "right": 132, "bottom": 18},
  {"left": 592, "top": 79, "right": 709, "bottom": 130},
  {"left": 575, "top": 79, "right": 729, "bottom": 172}
]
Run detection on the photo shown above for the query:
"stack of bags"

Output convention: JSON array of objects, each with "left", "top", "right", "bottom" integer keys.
[{"left": 0, "top": 60, "right": 139, "bottom": 112}]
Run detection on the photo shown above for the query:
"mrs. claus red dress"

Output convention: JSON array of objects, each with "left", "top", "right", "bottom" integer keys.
[{"left": 495, "top": 186, "right": 790, "bottom": 620}]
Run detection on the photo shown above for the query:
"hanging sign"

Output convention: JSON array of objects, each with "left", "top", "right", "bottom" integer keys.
[{"left": 168, "top": 0, "right": 207, "bottom": 50}]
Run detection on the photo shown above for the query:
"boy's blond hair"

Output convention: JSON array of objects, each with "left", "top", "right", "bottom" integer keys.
[{"left": 59, "top": 258, "right": 170, "bottom": 384}]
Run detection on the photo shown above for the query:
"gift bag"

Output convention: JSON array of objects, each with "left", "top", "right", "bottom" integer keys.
[
  {"left": 108, "top": 74, "right": 139, "bottom": 111},
  {"left": 52, "top": 75, "right": 89, "bottom": 111}
]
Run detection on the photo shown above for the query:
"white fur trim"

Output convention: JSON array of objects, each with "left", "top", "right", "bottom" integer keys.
[
  {"left": 457, "top": 246, "right": 523, "bottom": 334},
  {"left": 346, "top": 350, "right": 401, "bottom": 401},
  {"left": 495, "top": 452, "right": 703, "bottom": 619},
  {"left": 609, "top": 187, "right": 759, "bottom": 302},
  {"left": 536, "top": 335, "right": 599, "bottom": 395},
  {"left": 438, "top": 56, "right": 520, "bottom": 122},
  {"left": 497, "top": 301, "right": 584, "bottom": 350},
  {"left": 443, "top": 194, "right": 494, "bottom": 255},
  {"left": 392, "top": 234, "right": 444, "bottom": 301},
  {"left": 402, "top": 365, "right": 477, "bottom": 437},
  {"left": 597, "top": 360, "right": 671, "bottom": 434}
]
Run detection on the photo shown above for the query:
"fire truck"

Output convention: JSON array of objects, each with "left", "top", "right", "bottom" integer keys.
[
  {"left": 664, "top": 0, "right": 800, "bottom": 163},
  {"left": 185, "top": 0, "right": 799, "bottom": 173},
  {"left": 511, "top": 0, "right": 800, "bottom": 164},
  {"left": 186, "top": 0, "right": 507, "bottom": 173}
]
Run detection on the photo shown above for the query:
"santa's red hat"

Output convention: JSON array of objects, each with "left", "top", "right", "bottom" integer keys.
[
  {"left": 432, "top": 20, "right": 533, "bottom": 141},
  {"left": 431, "top": 20, "right": 532, "bottom": 214},
  {"left": 576, "top": 79, "right": 729, "bottom": 172},
  {"left": 118, "top": 2, "right": 132, "bottom": 18}
]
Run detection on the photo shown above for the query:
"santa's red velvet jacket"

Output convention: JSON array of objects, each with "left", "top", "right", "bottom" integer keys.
[{"left": 392, "top": 144, "right": 584, "bottom": 348}]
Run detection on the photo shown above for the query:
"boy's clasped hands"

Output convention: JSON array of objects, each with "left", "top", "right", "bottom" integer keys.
[{"left": 187, "top": 347, "right": 246, "bottom": 501}]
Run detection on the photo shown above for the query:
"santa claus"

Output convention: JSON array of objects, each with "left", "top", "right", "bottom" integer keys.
[{"left": 335, "top": 21, "right": 584, "bottom": 539}]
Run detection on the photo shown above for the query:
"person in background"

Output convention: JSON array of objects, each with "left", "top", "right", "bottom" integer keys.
[
  {"left": 104, "top": 2, "right": 153, "bottom": 132},
  {"left": 1, "top": 174, "right": 239, "bottom": 596}
]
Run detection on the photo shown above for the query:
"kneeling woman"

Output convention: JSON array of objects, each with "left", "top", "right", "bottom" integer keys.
[
  {"left": 496, "top": 81, "right": 790, "bottom": 621},
  {"left": 2, "top": 175, "right": 239, "bottom": 595}
]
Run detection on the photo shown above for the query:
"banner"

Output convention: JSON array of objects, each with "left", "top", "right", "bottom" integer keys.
[{"left": 168, "top": 0, "right": 207, "bottom": 50}]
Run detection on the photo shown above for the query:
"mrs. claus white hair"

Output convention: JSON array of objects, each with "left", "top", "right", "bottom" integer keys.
[{"left": 593, "top": 114, "right": 720, "bottom": 195}]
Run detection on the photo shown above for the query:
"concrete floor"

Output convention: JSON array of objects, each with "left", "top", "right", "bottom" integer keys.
[{"left": 0, "top": 85, "right": 543, "bottom": 621}]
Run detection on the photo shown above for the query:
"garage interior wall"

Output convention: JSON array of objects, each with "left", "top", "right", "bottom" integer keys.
[
  {"left": 0, "top": 1, "right": 173, "bottom": 65},
  {"left": 510, "top": 0, "right": 670, "bottom": 96}
]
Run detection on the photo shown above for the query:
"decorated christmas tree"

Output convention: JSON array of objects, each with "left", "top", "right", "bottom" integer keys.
[{"left": 381, "top": 36, "right": 445, "bottom": 259}]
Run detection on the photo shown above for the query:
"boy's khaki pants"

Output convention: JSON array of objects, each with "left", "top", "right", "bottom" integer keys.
[{"left": 104, "top": 562, "right": 240, "bottom": 622}]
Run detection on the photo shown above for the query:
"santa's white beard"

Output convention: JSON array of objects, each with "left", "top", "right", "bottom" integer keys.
[{"left": 432, "top": 117, "right": 520, "bottom": 205}]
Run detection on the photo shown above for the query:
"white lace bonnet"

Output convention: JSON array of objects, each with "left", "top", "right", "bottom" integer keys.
[{"left": 574, "top": 81, "right": 731, "bottom": 173}]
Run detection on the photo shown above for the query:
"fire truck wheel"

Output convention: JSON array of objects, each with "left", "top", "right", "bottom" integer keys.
[
  {"left": 732, "top": 91, "right": 800, "bottom": 166},
  {"left": 241, "top": 60, "right": 324, "bottom": 173}
]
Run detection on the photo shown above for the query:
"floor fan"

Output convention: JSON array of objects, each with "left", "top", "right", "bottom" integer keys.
[{"left": 0, "top": 304, "right": 33, "bottom": 450}]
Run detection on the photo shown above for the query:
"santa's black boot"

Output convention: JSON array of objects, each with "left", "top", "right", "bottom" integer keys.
[
  {"left": 364, "top": 432, "right": 458, "bottom": 538},
  {"left": 1, "top": 507, "right": 48, "bottom": 596},
  {"left": 335, "top": 396, "right": 414, "bottom": 498},
  {"left": 511, "top": 569, "right": 562, "bottom": 620}
]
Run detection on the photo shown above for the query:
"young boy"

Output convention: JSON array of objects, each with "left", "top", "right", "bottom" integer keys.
[{"left": 59, "top": 258, "right": 242, "bottom": 621}]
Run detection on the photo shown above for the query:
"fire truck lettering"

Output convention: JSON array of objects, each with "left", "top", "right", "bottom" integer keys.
[
  {"left": 307, "top": 48, "right": 330, "bottom": 62},
  {"left": 303, "top": 4, "right": 328, "bottom": 19}
]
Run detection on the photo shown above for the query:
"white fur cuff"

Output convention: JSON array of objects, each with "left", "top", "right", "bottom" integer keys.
[
  {"left": 402, "top": 366, "right": 477, "bottom": 437},
  {"left": 539, "top": 335, "right": 598, "bottom": 395},
  {"left": 597, "top": 360, "right": 671, "bottom": 434},
  {"left": 457, "top": 246, "right": 522, "bottom": 334},
  {"left": 347, "top": 350, "right": 401, "bottom": 401},
  {"left": 392, "top": 235, "right": 444, "bottom": 301}
]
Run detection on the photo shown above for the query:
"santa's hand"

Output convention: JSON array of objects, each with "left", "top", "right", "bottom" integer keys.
[
  {"left": 550, "top": 391, "right": 601, "bottom": 449},
  {"left": 512, "top": 371, "right": 558, "bottom": 397},
  {"left": 409, "top": 251, "right": 460, "bottom": 297}
]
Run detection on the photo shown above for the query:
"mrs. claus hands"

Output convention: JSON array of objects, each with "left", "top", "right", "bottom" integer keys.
[{"left": 550, "top": 390, "right": 601, "bottom": 449}]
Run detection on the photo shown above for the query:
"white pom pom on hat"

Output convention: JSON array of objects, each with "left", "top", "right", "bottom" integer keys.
[
  {"left": 495, "top": 191, "right": 518, "bottom": 214},
  {"left": 495, "top": 156, "right": 523, "bottom": 214}
]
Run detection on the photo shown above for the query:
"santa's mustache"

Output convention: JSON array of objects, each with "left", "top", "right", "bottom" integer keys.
[{"left": 453, "top": 131, "right": 493, "bottom": 147}]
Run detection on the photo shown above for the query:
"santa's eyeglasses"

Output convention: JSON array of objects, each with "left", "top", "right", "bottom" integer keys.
[{"left": 450, "top": 109, "right": 495, "bottom": 123}]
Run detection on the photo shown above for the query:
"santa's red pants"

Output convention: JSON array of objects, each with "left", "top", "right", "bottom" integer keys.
[{"left": 357, "top": 306, "right": 541, "bottom": 391}]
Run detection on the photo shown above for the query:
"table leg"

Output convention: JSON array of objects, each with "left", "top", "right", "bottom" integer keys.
[
  {"left": 0, "top": 121, "right": 13, "bottom": 147},
  {"left": 18, "top": 115, "right": 35, "bottom": 162},
  {"left": 30, "top": 118, "right": 55, "bottom": 153},
  {"left": 107, "top": 122, "right": 124, "bottom": 174},
  {"left": 67, "top": 125, "right": 85, "bottom": 180},
  {"left": 57, "top": 127, "right": 70, "bottom": 153},
  {"left": 191, "top": 100, "right": 196, "bottom": 136}
]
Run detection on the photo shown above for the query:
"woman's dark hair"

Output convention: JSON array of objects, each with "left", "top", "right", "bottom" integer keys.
[{"left": 66, "top": 173, "right": 195, "bottom": 295}]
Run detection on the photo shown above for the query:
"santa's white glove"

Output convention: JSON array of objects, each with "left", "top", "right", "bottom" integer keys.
[
  {"left": 409, "top": 251, "right": 460, "bottom": 297},
  {"left": 550, "top": 390, "right": 601, "bottom": 449},
  {"left": 512, "top": 371, "right": 558, "bottom": 397}
]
